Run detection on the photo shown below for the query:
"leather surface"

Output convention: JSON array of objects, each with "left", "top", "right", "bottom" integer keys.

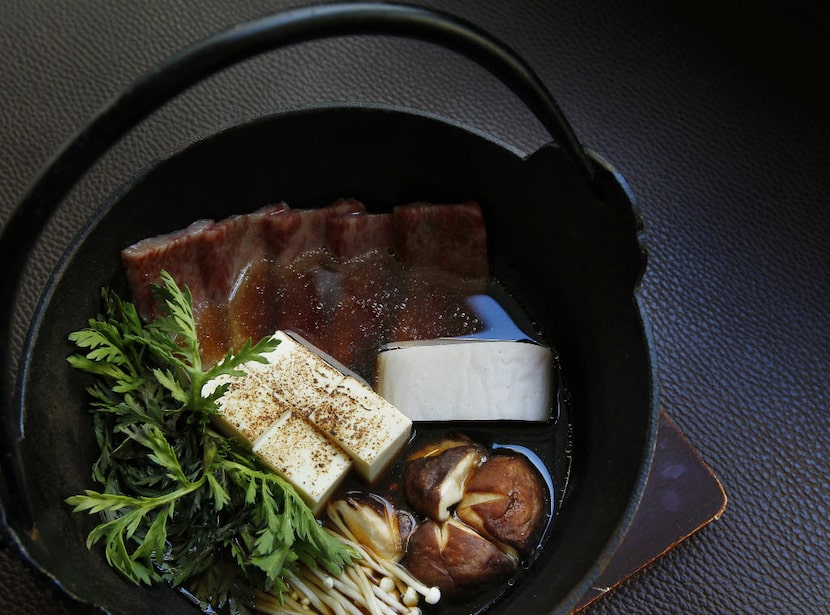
[
  {"left": 1, "top": 1, "right": 828, "bottom": 613},
  {"left": 575, "top": 410, "right": 726, "bottom": 612}
]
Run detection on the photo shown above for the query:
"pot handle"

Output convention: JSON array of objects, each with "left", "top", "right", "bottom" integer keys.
[
  {"left": 2, "top": 3, "right": 596, "bottom": 267},
  {"left": 0, "top": 3, "right": 595, "bottom": 510}
]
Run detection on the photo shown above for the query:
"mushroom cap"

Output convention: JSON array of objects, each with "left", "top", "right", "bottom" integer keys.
[
  {"left": 403, "top": 443, "right": 484, "bottom": 521},
  {"left": 402, "top": 518, "right": 517, "bottom": 597},
  {"left": 456, "top": 453, "right": 547, "bottom": 555}
]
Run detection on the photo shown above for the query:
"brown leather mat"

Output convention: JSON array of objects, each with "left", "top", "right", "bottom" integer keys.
[
  {"left": 0, "top": 409, "right": 725, "bottom": 614},
  {"left": 575, "top": 410, "right": 726, "bottom": 611}
]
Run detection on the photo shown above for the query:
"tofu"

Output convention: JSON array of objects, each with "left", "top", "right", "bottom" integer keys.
[
  {"left": 203, "top": 371, "right": 292, "bottom": 443},
  {"left": 252, "top": 332, "right": 412, "bottom": 481},
  {"left": 246, "top": 330, "right": 345, "bottom": 415},
  {"left": 376, "top": 339, "right": 554, "bottom": 422},
  {"left": 309, "top": 375, "right": 413, "bottom": 482},
  {"left": 203, "top": 330, "right": 412, "bottom": 512},
  {"left": 253, "top": 411, "right": 352, "bottom": 515}
]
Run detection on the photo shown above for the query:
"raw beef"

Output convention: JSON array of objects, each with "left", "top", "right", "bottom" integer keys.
[{"left": 121, "top": 199, "right": 489, "bottom": 377}]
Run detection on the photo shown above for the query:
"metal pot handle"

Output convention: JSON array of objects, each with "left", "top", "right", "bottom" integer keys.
[
  {"left": 0, "top": 2, "right": 596, "bottom": 519},
  {"left": 1, "top": 2, "right": 596, "bottom": 270}
]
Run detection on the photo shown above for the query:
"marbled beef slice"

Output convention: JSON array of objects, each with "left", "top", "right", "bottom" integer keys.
[
  {"left": 392, "top": 201, "right": 488, "bottom": 286},
  {"left": 387, "top": 201, "right": 488, "bottom": 342},
  {"left": 121, "top": 218, "right": 214, "bottom": 321},
  {"left": 324, "top": 213, "right": 402, "bottom": 379}
]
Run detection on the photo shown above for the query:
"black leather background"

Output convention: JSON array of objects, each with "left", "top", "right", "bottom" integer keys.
[{"left": 1, "top": 1, "right": 828, "bottom": 613}]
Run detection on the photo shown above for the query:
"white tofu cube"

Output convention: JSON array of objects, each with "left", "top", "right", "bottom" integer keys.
[
  {"left": 253, "top": 411, "right": 352, "bottom": 515},
  {"left": 204, "top": 329, "right": 413, "bottom": 510},
  {"left": 248, "top": 330, "right": 345, "bottom": 416},
  {"left": 202, "top": 372, "right": 290, "bottom": 443},
  {"left": 309, "top": 375, "right": 413, "bottom": 482}
]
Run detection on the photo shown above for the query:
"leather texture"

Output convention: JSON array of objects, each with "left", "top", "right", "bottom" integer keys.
[{"left": 1, "top": 1, "right": 828, "bottom": 613}]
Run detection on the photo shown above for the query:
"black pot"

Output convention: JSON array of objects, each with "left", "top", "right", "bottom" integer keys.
[{"left": 0, "top": 4, "right": 657, "bottom": 614}]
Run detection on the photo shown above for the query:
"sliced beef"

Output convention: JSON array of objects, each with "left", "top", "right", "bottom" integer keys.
[
  {"left": 224, "top": 258, "right": 275, "bottom": 358},
  {"left": 268, "top": 250, "right": 331, "bottom": 351},
  {"left": 196, "top": 301, "right": 234, "bottom": 367},
  {"left": 387, "top": 202, "right": 487, "bottom": 342},
  {"left": 262, "top": 209, "right": 326, "bottom": 266},
  {"left": 228, "top": 208, "right": 323, "bottom": 352},
  {"left": 325, "top": 211, "right": 395, "bottom": 260},
  {"left": 324, "top": 258, "right": 404, "bottom": 379},
  {"left": 120, "top": 203, "right": 291, "bottom": 319},
  {"left": 392, "top": 201, "right": 488, "bottom": 288},
  {"left": 320, "top": 213, "right": 402, "bottom": 377},
  {"left": 121, "top": 199, "right": 488, "bottom": 375},
  {"left": 253, "top": 201, "right": 365, "bottom": 351},
  {"left": 387, "top": 274, "right": 483, "bottom": 342},
  {"left": 262, "top": 199, "right": 365, "bottom": 264},
  {"left": 195, "top": 204, "right": 288, "bottom": 364},
  {"left": 121, "top": 218, "right": 214, "bottom": 321},
  {"left": 197, "top": 203, "right": 287, "bottom": 303}
]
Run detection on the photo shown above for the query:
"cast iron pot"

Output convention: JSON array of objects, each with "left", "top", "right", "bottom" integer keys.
[{"left": 0, "top": 4, "right": 657, "bottom": 614}]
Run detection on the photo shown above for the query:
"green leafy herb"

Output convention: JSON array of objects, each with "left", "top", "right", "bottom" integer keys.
[{"left": 66, "top": 271, "right": 357, "bottom": 612}]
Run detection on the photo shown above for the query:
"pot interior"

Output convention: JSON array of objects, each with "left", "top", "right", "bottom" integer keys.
[{"left": 10, "top": 105, "right": 655, "bottom": 615}]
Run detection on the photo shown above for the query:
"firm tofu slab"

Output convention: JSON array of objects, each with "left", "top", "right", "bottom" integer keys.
[
  {"left": 202, "top": 327, "right": 341, "bottom": 442},
  {"left": 376, "top": 339, "right": 554, "bottom": 422},
  {"left": 310, "top": 375, "right": 413, "bottom": 482},
  {"left": 258, "top": 331, "right": 412, "bottom": 482},
  {"left": 247, "top": 330, "right": 344, "bottom": 415},
  {"left": 204, "top": 367, "right": 351, "bottom": 514},
  {"left": 252, "top": 411, "right": 352, "bottom": 515},
  {"left": 202, "top": 371, "right": 291, "bottom": 443},
  {"left": 204, "top": 329, "right": 412, "bottom": 509}
]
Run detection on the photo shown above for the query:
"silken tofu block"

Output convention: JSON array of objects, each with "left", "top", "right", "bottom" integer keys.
[
  {"left": 310, "top": 375, "right": 413, "bottom": 482},
  {"left": 376, "top": 339, "right": 554, "bottom": 422},
  {"left": 253, "top": 411, "right": 352, "bottom": 515}
]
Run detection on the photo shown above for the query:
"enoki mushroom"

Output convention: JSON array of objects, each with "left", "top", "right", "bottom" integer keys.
[{"left": 254, "top": 504, "right": 441, "bottom": 615}]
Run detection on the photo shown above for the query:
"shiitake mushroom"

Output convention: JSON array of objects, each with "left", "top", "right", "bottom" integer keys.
[
  {"left": 334, "top": 436, "right": 548, "bottom": 603},
  {"left": 401, "top": 518, "right": 517, "bottom": 598},
  {"left": 402, "top": 438, "right": 485, "bottom": 521},
  {"left": 456, "top": 452, "right": 546, "bottom": 556}
]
